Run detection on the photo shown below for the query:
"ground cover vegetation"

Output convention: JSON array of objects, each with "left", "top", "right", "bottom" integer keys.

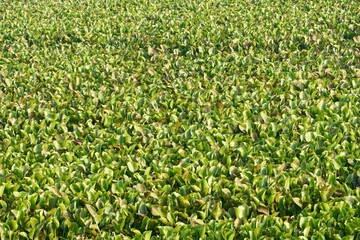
[{"left": 0, "top": 0, "right": 359, "bottom": 239}]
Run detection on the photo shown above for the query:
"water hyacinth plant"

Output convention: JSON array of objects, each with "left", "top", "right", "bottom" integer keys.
[{"left": 0, "top": 0, "right": 359, "bottom": 239}]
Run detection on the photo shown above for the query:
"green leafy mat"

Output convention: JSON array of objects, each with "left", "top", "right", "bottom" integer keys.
[{"left": 0, "top": 0, "right": 359, "bottom": 239}]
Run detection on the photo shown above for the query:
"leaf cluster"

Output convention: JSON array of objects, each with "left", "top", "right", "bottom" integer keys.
[{"left": 0, "top": 0, "right": 359, "bottom": 239}]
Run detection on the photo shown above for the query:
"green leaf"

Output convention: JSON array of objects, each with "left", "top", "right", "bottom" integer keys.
[
  {"left": 235, "top": 205, "right": 249, "bottom": 219},
  {"left": 127, "top": 161, "right": 138, "bottom": 173},
  {"left": 305, "top": 132, "right": 313, "bottom": 142},
  {"left": 293, "top": 197, "right": 303, "bottom": 208},
  {"left": 0, "top": 185, "right": 5, "bottom": 197},
  {"left": 151, "top": 205, "right": 162, "bottom": 217},
  {"left": 7, "top": 219, "right": 18, "bottom": 231},
  {"left": 257, "top": 206, "right": 269, "bottom": 215},
  {"left": 53, "top": 140, "right": 62, "bottom": 150},
  {"left": 86, "top": 204, "right": 101, "bottom": 225},
  {"left": 178, "top": 196, "right": 190, "bottom": 207},
  {"left": 33, "top": 144, "right": 42, "bottom": 153},
  {"left": 103, "top": 116, "right": 113, "bottom": 127},
  {"left": 144, "top": 231, "right": 152, "bottom": 240}
]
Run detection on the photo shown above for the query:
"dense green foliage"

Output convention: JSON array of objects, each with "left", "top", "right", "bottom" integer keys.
[{"left": 0, "top": 0, "right": 359, "bottom": 239}]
